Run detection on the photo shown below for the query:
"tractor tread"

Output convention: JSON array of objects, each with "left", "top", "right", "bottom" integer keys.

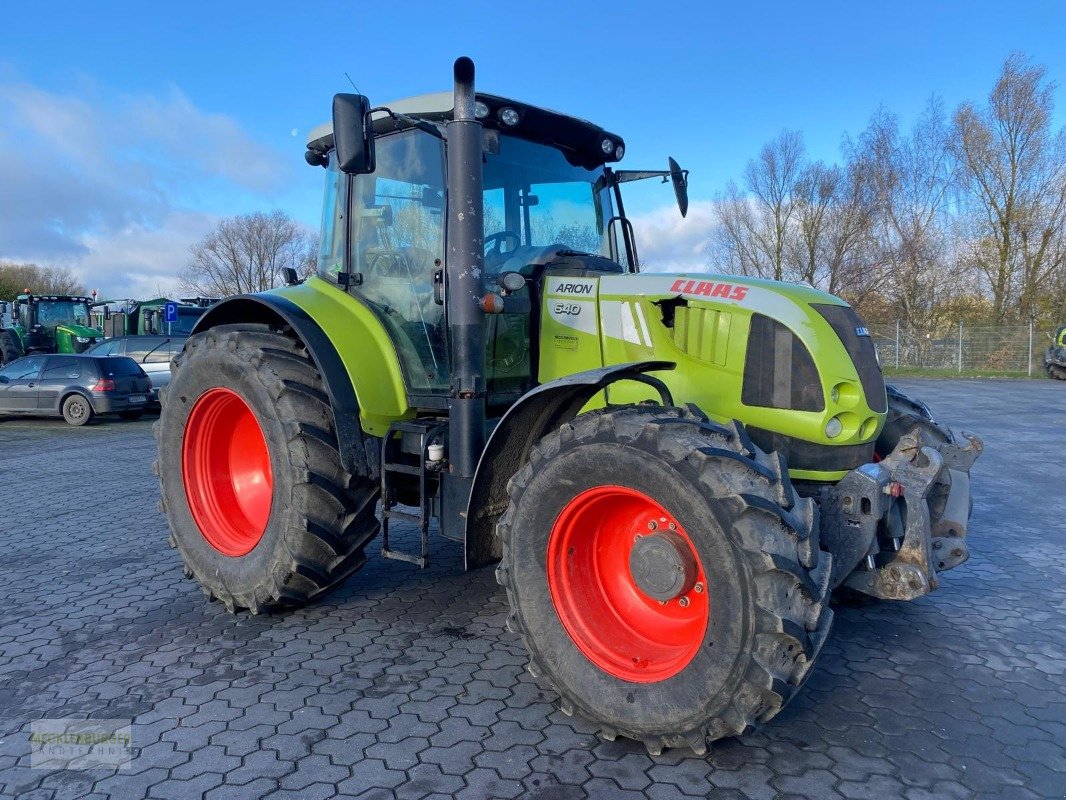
[
  {"left": 496, "top": 405, "right": 832, "bottom": 754},
  {"left": 156, "top": 324, "right": 378, "bottom": 613}
]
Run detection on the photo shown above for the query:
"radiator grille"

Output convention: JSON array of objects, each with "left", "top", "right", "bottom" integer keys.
[
  {"left": 742, "top": 314, "right": 824, "bottom": 412},
  {"left": 812, "top": 304, "right": 887, "bottom": 413}
]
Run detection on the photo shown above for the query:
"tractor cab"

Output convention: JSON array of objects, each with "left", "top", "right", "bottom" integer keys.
[{"left": 305, "top": 92, "right": 686, "bottom": 405}]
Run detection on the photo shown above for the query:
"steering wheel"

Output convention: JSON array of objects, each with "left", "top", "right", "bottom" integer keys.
[{"left": 484, "top": 231, "right": 521, "bottom": 265}]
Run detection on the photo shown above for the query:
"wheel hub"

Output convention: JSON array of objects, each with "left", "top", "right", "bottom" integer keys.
[
  {"left": 181, "top": 388, "right": 273, "bottom": 557},
  {"left": 629, "top": 531, "right": 699, "bottom": 602},
  {"left": 546, "top": 486, "right": 709, "bottom": 683}
]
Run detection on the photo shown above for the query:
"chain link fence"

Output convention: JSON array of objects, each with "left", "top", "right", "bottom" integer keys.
[{"left": 869, "top": 322, "right": 1049, "bottom": 376}]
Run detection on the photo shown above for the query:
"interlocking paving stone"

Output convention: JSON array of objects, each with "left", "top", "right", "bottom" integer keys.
[{"left": 0, "top": 378, "right": 1063, "bottom": 799}]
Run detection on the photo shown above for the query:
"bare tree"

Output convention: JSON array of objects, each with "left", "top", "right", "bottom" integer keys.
[
  {"left": 0, "top": 262, "right": 87, "bottom": 300},
  {"left": 848, "top": 99, "right": 959, "bottom": 333},
  {"left": 712, "top": 130, "right": 806, "bottom": 280},
  {"left": 954, "top": 53, "right": 1066, "bottom": 321},
  {"left": 181, "top": 211, "right": 317, "bottom": 297}
]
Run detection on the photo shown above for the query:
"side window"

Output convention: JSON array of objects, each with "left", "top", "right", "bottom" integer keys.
[
  {"left": 0, "top": 356, "right": 46, "bottom": 380},
  {"left": 128, "top": 338, "right": 166, "bottom": 363},
  {"left": 317, "top": 154, "right": 347, "bottom": 281},
  {"left": 42, "top": 357, "right": 81, "bottom": 380},
  {"left": 95, "top": 340, "right": 121, "bottom": 356}
]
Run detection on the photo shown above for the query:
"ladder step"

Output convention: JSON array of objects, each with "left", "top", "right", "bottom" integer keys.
[
  {"left": 383, "top": 509, "right": 423, "bottom": 523},
  {"left": 384, "top": 463, "right": 422, "bottom": 475},
  {"left": 382, "top": 548, "right": 427, "bottom": 568}
]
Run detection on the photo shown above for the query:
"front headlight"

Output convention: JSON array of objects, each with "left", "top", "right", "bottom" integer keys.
[{"left": 76, "top": 336, "right": 90, "bottom": 343}]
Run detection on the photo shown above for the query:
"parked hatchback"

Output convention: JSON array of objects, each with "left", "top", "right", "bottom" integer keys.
[
  {"left": 0, "top": 354, "right": 152, "bottom": 425},
  {"left": 86, "top": 335, "right": 185, "bottom": 406}
]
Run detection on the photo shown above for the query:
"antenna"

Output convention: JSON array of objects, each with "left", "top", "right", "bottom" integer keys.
[{"left": 344, "top": 72, "right": 362, "bottom": 95}]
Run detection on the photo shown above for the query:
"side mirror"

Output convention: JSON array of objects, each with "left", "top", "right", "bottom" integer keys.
[
  {"left": 668, "top": 157, "right": 689, "bottom": 219},
  {"left": 333, "top": 93, "right": 375, "bottom": 175}
]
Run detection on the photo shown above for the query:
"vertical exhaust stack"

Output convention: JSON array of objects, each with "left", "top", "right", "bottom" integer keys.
[{"left": 445, "top": 57, "right": 487, "bottom": 493}]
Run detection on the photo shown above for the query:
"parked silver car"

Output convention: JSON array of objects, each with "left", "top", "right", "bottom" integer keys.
[{"left": 85, "top": 335, "right": 186, "bottom": 406}]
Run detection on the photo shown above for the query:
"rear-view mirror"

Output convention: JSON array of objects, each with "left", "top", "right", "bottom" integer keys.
[
  {"left": 333, "top": 93, "right": 376, "bottom": 175},
  {"left": 668, "top": 157, "right": 689, "bottom": 219}
]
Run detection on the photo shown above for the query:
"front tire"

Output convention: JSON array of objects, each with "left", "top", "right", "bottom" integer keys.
[
  {"left": 155, "top": 324, "right": 380, "bottom": 613},
  {"left": 497, "top": 406, "right": 832, "bottom": 754},
  {"left": 0, "top": 331, "right": 20, "bottom": 367},
  {"left": 62, "top": 394, "right": 94, "bottom": 426}
]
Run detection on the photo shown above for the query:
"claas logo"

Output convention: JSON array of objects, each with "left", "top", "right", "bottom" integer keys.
[{"left": 669, "top": 279, "right": 749, "bottom": 301}]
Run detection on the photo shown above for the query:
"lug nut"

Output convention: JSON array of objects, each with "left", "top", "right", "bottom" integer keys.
[
  {"left": 678, "top": 596, "right": 690, "bottom": 607},
  {"left": 694, "top": 583, "right": 704, "bottom": 593},
  {"left": 668, "top": 522, "right": 677, "bottom": 531},
  {"left": 648, "top": 521, "right": 657, "bottom": 531}
]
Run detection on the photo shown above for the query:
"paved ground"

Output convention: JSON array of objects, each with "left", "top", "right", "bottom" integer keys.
[{"left": 0, "top": 379, "right": 1063, "bottom": 800}]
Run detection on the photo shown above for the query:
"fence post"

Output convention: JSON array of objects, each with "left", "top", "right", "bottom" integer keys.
[
  {"left": 1028, "top": 321, "right": 1033, "bottom": 377},
  {"left": 895, "top": 320, "right": 900, "bottom": 368},
  {"left": 958, "top": 321, "right": 963, "bottom": 373}
]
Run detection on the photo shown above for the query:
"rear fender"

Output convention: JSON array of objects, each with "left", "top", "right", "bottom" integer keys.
[
  {"left": 192, "top": 294, "right": 371, "bottom": 477},
  {"left": 464, "top": 360, "right": 675, "bottom": 569}
]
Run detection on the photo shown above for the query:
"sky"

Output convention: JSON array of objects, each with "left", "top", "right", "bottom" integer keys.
[{"left": 1, "top": 0, "right": 1064, "bottom": 298}]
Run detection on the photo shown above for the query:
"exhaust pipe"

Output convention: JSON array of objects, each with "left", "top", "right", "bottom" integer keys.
[{"left": 445, "top": 56, "right": 486, "bottom": 487}]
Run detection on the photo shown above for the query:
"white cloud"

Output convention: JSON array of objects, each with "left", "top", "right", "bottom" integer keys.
[
  {"left": 0, "top": 77, "right": 292, "bottom": 298},
  {"left": 629, "top": 200, "right": 720, "bottom": 273}
]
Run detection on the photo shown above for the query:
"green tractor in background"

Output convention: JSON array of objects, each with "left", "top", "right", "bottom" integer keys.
[
  {"left": 92, "top": 296, "right": 218, "bottom": 338},
  {"left": 156, "top": 58, "right": 982, "bottom": 753},
  {"left": 1045, "top": 325, "right": 1066, "bottom": 380},
  {"left": 0, "top": 293, "right": 102, "bottom": 366}
]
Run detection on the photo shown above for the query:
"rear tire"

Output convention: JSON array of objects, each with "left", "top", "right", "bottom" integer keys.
[
  {"left": 155, "top": 324, "right": 380, "bottom": 613},
  {"left": 1048, "top": 364, "right": 1066, "bottom": 381},
  {"left": 62, "top": 394, "right": 94, "bottom": 426},
  {"left": 497, "top": 406, "right": 832, "bottom": 754}
]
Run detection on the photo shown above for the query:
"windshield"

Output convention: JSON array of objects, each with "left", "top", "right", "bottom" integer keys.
[
  {"left": 483, "top": 136, "right": 614, "bottom": 271},
  {"left": 173, "top": 309, "right": 203, "bottom": 335},
  {"left": 36, "top": 300, "right": 91, "bottom": 328}
]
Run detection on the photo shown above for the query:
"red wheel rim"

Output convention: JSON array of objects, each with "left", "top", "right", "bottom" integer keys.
[
  {"left": 546, "top": 486, "right": 709, "bottom": 683},
  {"left": 181, "top": 388, "right": 273, "bottom": 556}
]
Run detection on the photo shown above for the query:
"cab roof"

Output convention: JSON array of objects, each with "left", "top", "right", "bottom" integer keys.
[{"left": 306, "top": 91, "right": 625, "bottom": 170}]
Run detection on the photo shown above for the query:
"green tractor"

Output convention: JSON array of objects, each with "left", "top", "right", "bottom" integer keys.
[
  {"left": 0, "top": 293, "right": 102, "bottom": 366},
  {"left": 1045, "top": 325, "right": 1066, "bottom": 380},
  {"left": 156, "top": 58, "right": 982, "bottom": 753},
  {"left": 92, "top": 297, "right": 217, "bottom": 338}
]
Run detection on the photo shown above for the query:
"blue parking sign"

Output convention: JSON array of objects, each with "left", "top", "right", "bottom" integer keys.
[{"left": 164, "top": 302, "right": 179, "bottom": 323}]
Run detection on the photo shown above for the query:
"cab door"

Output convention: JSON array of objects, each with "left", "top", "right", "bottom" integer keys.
[{"left": 0, "top": 356, "right": 46, "bottom": 411}]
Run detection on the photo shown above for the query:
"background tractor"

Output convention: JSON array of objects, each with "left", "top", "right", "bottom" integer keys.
[
  {"left": 91, "top": 297, "right": 217, "bottom": 338},
  {"left": 1045, "top": 325, "right": 1066, "bottom": 380},
  {"left": 156, "top": 57, "right": 981, "bottom": 753},
  {"left": 0, "top": 293, "right": 102, "bottom": 366}
]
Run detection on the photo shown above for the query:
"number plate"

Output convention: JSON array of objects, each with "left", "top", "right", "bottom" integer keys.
[{"left": 128, "top": 395, "right": 147, "bottom": 404}]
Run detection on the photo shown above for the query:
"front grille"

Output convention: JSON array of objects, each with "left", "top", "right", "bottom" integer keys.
[
  {"left": 742, "top": 314, "right": 824, "bottom": 412},
  {"left": 747, "top": 426, "right": 875, "bottom": 472},
  {"left": 812, "top": 304, "right": 887, "bottom": 412}
]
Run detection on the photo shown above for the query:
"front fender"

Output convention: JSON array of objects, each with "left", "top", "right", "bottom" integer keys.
[
  {"left": 464, "top": 360, "right": 675, "bottom": 569},
  {"left": 192, "top": 293, "right": 371, "bottom": 477}
]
